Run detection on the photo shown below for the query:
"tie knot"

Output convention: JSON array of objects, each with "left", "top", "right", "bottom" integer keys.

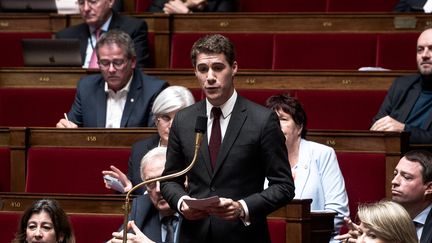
[
  {"left": 162, "top": 215, "right": 176, "bottom": 226},
  {"left": 212, "top": 107, "right": 222, "bottom": 119},
  {"left": 94, "top": 28, "right": 102, "bottom": 39}
]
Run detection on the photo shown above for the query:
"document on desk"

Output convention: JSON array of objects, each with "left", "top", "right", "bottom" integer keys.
[{"left": 184, "top": 196, "right": 220, "bottom": 210}]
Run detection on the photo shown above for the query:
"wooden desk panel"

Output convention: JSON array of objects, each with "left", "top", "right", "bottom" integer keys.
[
  {"left": 170, "top": 13, "right": 432, "bottom": 33},
  {"left": 0, "top": 67, "right": 413, "bottom": 91},
  {"left": 0, "top": 13, "right": 66, "bottom": 33},
  {"left": 0, "top": 193, "right": 333, "bottom": 243}
]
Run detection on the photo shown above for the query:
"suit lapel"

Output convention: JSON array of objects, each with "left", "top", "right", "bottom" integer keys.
[
  {"left": 96, "top": 78, "right": 107, "bottom": 127},
  {"left": 399, "top": 76, "right": 422, "bottom": 121},
  {"left": 194, "top": 102, "right": 213, "bottom": 178},
  {"left": 121, "top": 70, "right": 141, "bottom": 127},
  {"left": 294, "top": 140, "right": 311, "bottom": 198},
  {"left": 79, "top": 25, "right": 90, "bottom": 65},
  {"left": 421, "top": 206, "right": 432, "bottom": 243},
  {"left": 213, "top": 97, "right": 247, "bottom": 176}
]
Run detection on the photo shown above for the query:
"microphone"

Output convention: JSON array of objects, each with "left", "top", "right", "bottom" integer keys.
[{"left": 122, "top": 116, "right": 207, "bottom": 242}]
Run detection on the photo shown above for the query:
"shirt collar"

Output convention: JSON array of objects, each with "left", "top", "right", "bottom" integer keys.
[
  {"left": 104, "top": 73, "right": 133, "bottom": 94},
  {"left": 89, "top": 13, "right": 112, "bottom": 34},
  {"left": 413, "top": 203, "right": 432, "bottom": 226},
  {"left": 206, "top": 89, "right": 237, "bottom": 119}
]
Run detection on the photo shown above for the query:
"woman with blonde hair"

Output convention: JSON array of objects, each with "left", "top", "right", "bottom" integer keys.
[{"left": 356, "top": 201, "right": 417, "bottom": 243}]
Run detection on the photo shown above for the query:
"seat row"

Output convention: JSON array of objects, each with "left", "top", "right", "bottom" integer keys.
[
  {"left": 0, "top": 13, "right": 426, "bottom": 69},
  {"left": 0, "top": 68, "right": 408, "bottom": 128}
]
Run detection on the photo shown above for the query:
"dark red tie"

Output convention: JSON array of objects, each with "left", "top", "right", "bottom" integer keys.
[{"left": 209, "top": 107, "right": 222, "bottom": 169}]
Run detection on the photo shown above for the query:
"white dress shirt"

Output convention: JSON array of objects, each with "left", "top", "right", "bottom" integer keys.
[{"left": 104, "top": 75, "right": 132, "bottom": 128}]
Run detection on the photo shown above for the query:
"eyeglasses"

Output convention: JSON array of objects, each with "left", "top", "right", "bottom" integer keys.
[
  {"left": 98, "top": 59, "right": 128, "bottom": 70},
  {"left": 78, "top": 0, "right": 99, "bottom": 7},
  {"left": 145, "top": 181, "right": 160, "bottom": 191}
]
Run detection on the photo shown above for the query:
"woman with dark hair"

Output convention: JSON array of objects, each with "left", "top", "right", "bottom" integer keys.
[
  {"left": 13, "top": 199, "right": 75, "bottom": 243},
  {"left": 266, "top": 93, "right": 349, "bottom": 242}
]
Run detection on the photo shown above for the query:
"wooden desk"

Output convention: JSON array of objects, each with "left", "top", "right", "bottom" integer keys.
[
  {"left": 169, "top": 13, "right": 432, "bottom": 33},
  {"left": 0, "top": 128, "right": 26, "bottom": 192},
  {"left": 0, "top": 13, "right": 66, "bottom": 33},
  {"left": 0, "top": 67, "right": 413, "bottom": 91},
  {"left": 0, "top": 193, "right": 334, "bottom": 243}
]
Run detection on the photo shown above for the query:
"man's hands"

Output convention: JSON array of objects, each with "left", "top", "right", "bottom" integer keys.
[
  {"left": 180, "top": 197, "right": 244, "bottom": 221},
  {"left": 108, "top": 221, "right": 155, "bottom": 243},
  {"left": 163, "top": 0, "right": 207, "bottom": 14},
  {"left": 370, "top": 115, "right": 405, "bottom": 132},
  {"left": 56, "top": 118, "right": 78, "bottom": 128},
  {"left": 102, "top": 165, "right": 132, "bottom": 193}
]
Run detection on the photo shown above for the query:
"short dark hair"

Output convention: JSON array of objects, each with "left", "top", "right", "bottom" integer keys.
[
  {"left": 266, "top": 93, "right": 308, "bottom": 138},
  {"left": 96, "top": 29, "right": 136, "bottom": 60},
  {"left": 404, "top": 150, "right": 432, "bottom": 183},
  {"left": 13, "top": 199, "right": 75, "bottom": 243},
  {"left": 191, "top": 34, "right": 236, "bottom": 67}
]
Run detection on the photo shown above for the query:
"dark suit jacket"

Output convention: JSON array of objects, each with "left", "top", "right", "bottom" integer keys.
[
  {"left": 372, "top": 74, "right": 432, "bottom": 143},
  {"left": 421, "top": 206, "right": 432, "bottom": 243},
  {"left": 67, "top": 68, "right": 167, "bottom": 127},
  {"left": 121, "top": 194, "right": 180, "bottom": 243},
  {"left": 394, "top": 0, "right": 427, "bottom": 12},
  {"left": 148, "top": 0, "right": 237, "bottom": 12},
  {"left": 127, "top": 135, "right": 160, "bottom": 195},
  {"left": 160, "top": 96, "right": 295, "bottom": 243},
  {"left": 55, "top": 11, "right": 151, "bottom": 68}
]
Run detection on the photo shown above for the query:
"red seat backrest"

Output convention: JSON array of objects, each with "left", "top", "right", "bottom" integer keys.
[
  {"left": 376, "top": 33, "right": 418, "bottom": 70},
  {"left": 170, "top": 33, "right": 274, "bottom": 69},
  {"left": 69, "top": 213, "right": 123, "bottom": 243},
  {"left": 295, "top": 90, "right": 387, "bottom": 130},
  {"left": 0, "top": 33, "right": 51, "bottom": 67},
  {"left": 267, "top": 219, "right": 286, "bottom": 243},
  {"left": 0, "top": 211, "right": 22, "bottom": 242},
  {"left": 0, "top": 148, "right": 11, "bottom": 192},
  {"left": 237, "top": 89, "right": 293, "bottom": 106},
  {"left": 0, "top": 88, "right": 76, "bottom": 127},
  {"left": 25, "top": 148, "right": 130, "bottom": 194},
  {"left": 273, "top": 34, "right": 377, "bottom": 70},
  {"left": 337, "top": 152, "right": 386, "bottom": 219},
  {"left": 239, "top": 0, "right": 327, "bottom": 12},
  {"left": 135, "top": 0, "right": 152, "bottom": 12}
]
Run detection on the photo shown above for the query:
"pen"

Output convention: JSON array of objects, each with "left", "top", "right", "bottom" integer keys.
[{"left": 64, "top": 113, "right": 71, "bottom": 126}]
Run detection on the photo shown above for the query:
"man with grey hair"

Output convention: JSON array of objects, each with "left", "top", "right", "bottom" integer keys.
[
  {"left": 56, "top": 29, "right": 167, "bottom": 128},
  {"left": 108, "top": 147, "right": 182, "bottom": 243}
]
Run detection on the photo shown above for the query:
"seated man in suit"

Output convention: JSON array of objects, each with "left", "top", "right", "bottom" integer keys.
[
  {"left": 56, "top": 0, "right": 151, "bottom": 68},
  {"left": 56, "top": 30, "right": 167, "bottom": 128},
  {"left": 148, "top": 0, "right": 237, "bottom": 13},
  {"left": 371, "top": 27, "right": 432, "bottom": 143},
  {"left": 394, "top": 0, "right": 431, "bottom": 12},
  {"left": 336, "top": 149, "right": 432, "bottom": 243},
  {"left": 108, "top": 147, "right": 181, "bottom": 243}
]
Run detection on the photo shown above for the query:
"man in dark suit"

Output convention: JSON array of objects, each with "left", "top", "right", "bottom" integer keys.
[
  {"left": 109, "top": 147, "right": 181, "bottom": 243},
  {"left": 371, "top": 28, "right": 432, "bottom": 143},
  {"left": 392, "top": 150, "right": 432, "bottom": 243},
  {"left": 336, "top": 149, "right": 432, "bottom": 243},
  {"left": 56, "top": 0, "right": 151, "bottom": 68},
  {"left": 56, "top": 29, "right": 167, "bottom": 128},
  {"left": 148, "top": 0, "right": 237, "bottom": 13},
  {"left": 394, "top": 0, "right": 429, "bottom": 12},
  {"left": 160, "top": 34, "right": 295, "bottom": 243}
]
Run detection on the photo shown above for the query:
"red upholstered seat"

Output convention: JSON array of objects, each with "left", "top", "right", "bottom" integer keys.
[
  {"left": 0, "top": 211, "right": 22, "bottom": 243},
  {"left": 273, "top": 34, "right": 377, "bottom": 70},
  {"left": 237, "top": 89, "right": 293, "bottom": 106},
  {"left": 0, "top": 148, "right": 11, "bottom": 192},
  {"left": 376, "top": 33, "right": 418, "bottom": 70},
  {"left": 239, "top": 0, "right": 327, "bottom": 12},
  {"left": 0, "top": 33, "right": 51, "bottom": 67},
  {"left": 25, "top": 148, "right": 130, "bottom": 194},
  {"left": 267, "top": 219, "right": 286, "bottom": 243},
  {"left": 295, "top": 90, "right": 386, "bottom": 130},
  {"left": 170, "top": 33, "right": 274, "bottom": 69},
  {"left": 326, "top": 0, "right": 399, "bottom": 12},
  {"left": 0, "top": 88, "right": 75, "bottom": 127},
  {"left": 135, "top": 0, "right": 152, "bottom": 12},
  {"left": 337, "top": 152, "right": 386, "bottom": 218},
  {"left": 69, "top": 213, "right": 123, "bottom": 243}
]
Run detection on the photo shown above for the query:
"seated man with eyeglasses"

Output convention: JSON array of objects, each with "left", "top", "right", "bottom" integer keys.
[
  {"left": 56, "top": 29, "right": 167, "bottom": 128},
  {"left": 107, "top": 147, "right": 182, "bottom": 243},
  {"left": 56, "top": 0, "right": 151, "bottom": 68}
]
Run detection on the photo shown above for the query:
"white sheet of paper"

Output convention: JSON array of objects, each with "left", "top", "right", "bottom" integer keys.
[
  {"left": 55, "top": 0, "right": 80, "bottom": 14},
  {"left": 184, "top": 196, "right": 220, "bottom": 210}
]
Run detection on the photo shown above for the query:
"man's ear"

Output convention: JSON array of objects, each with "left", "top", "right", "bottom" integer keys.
[
  {"left": 231, "top": 61, "right": 238, "bottom": 76},
  {"left": 425, "top": 181, "right": 432, "bottom": 195}
]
